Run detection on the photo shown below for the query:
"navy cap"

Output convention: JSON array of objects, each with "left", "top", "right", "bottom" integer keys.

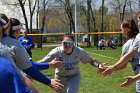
[{"left": 0, "top": 17, "right": 6, "bottom": 26}]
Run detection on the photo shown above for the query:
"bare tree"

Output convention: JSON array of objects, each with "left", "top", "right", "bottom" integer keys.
[
  {"left": 86, "top": 0, "right": 91, "bottom": 47},
  {"left": 27, "top": 0, "right": 37, "bottom": 33},
  {"left": 36, "top": 0, "right": 39, "bottom": 33},
  {"left": 121, "top": 0, "right": 128, "bottom": 22},
  {"left": 37, "top": 0, "right": 50, "bottom": 48},
  {"left": 128, "top": 0, "right": 133, "bottom": 18},
  {"left": 0, "top": 0, "right": 29, "bottom": 32},
  {"left": 108, "top": 0, "right": 123, "bottom": 23},
  {"left": 55, "top": 0, "right": 75, "bottom": 33},
  {"left": 18, "top": 0, "right": 29, "bottom": 32},
  {"left": 90, "top": 0, "right": 98, "bottom": 46},
  {"left": 0, "top": 0, "right": 37, "bottom": 33}
]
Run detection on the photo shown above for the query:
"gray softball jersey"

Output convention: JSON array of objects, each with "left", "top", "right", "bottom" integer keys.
[
  {"left": 122, "top": 38, "right": 135, "bottom": 56},
  {"left": 0, "top": 42, "right": 21, "bottom": 74},
  {"left": 129, "top": 34, "right": 140, "bottom": 93},
  {"left": 130, "top": 33, "right": 140, "bottom": 56},
  {"left": 41, "top": 46, "right": 93, "bottom": 77},
  {"left": 1, "top": 36, "right": 32, "bottom": 71},
  {"left": 121, "top": 38, "right": 139, "bottom": 66}
]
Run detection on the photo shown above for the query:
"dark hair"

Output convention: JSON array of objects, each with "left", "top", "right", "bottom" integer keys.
[
  {"left": 7, "top": 18, "right": 21, "bottom": 37},
  {"left": 0, "top": 13, "right": 9, "bottom": 31},
  {"left": 121, "top": 19, "right": 139, "bottom": 39},
  {"left": 63, "top": 33, "right": 74, "bottom": 41},
  {"left": 0, "top": 13, "right": 8, "bottom": 39},
  {"left": 0, "top": 14, "right": 9, "bottom": 23}
]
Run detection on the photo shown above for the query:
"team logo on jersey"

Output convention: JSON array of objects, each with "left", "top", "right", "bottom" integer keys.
[
  {"left": 64, "top": 61, "right": 78, "bottom": 71},
  {"left": 22, "top": 40, "right": 28, "bottom": 43}
]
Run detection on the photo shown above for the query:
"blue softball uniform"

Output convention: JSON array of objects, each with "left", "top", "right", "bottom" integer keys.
[
  {"left": 0, "top": 56, "right": 32, "bottom": 93},
  {"left": 18, "top": 36, "right": 35, "bottom": 51},
  {"left": 18, "top": 36, "right": 35, "bottom": 57}
]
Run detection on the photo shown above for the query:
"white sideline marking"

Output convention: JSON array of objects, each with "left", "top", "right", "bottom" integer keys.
[{"left": 89, "top": 52, "right": 119, "bottom": 61}]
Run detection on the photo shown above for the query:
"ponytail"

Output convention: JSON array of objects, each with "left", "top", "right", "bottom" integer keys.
[{"left": 7, "top": 19, "right": 13, "bottom": 37}]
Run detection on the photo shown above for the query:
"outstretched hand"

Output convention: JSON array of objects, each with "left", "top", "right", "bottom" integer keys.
[
  {"left": 49, "top": 79, "right": 64, "bottom": 92},
  {"left": 101, "top": 65, "right": 116, "bottom": 76},
  {"left": 96, "top": 63, "right": 108, "bottom": 74},
  {"left": 120, "top": 76, "right": 135, "bottom": 87},
  {"left": 49, "top": 58, "right": 64, "bottom": 68}
]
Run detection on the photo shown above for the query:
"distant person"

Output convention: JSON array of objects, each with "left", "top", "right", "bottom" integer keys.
[
  {"left": 114, "top": 36, "right": 118, "bottom": 45},
  {"left": 98, "top": 39, "right": 105, "bottom": 50},
  {"left": 108, "top": 40, "right": 116, "bottom": 49},
  {"left": 18, "top": 30, "right": 35, "bottom": 57}
]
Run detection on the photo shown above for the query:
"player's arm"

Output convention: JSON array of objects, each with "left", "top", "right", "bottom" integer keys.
[
  {"left": 23, "top": 66, "right": 51, "bottom": 85},
  {"left": 120, "top": 74, "right": 140, "bottom": 87},
  {"left": 79, "top": 47, "right": 107, "bottom": 68},
  {"left": 90, "top": 59, "right": 101, "bottom": 67},
  {"left": 102, "top": 50, "right": 137, "bottom": 76},
  {"left": 23, "top": 66, "right": 64, "bottom": 91},
  {"left": 31, "top": 61, "right": 49, "bottom": 70},
  {"left": 31, "top": 58, "right": 64, "bottom": 70},
  {"left": 90, "top": 59, "right": 108, "bottom": 73},
  {"left": 29, "top": 37, "right": 35, "bottom": 48},
  {"left": 112, "top": 49, "right": 137, "bottom": 71}
]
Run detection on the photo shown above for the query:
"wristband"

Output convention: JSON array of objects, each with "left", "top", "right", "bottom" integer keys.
[{"left": 91, "top": 60, "right": 100, "bottom": 67}]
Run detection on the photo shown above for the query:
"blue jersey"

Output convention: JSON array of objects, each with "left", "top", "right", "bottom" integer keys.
[
  {"left": 0, "top": 56, "right": 32, "bottom": 93},
  {"left": 18, "top": 36, "right": 35, "bottom": 51}
]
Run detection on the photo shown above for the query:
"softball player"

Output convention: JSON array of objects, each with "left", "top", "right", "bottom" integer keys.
[
  {"left": 18, "top": 30, "right": 35, "bottom": 57},
  {"left": 7, "top": 18, "right": 64, "bottom": 71},
  {"left": 39, "top": 33, "right": 104, "bottom": 93},
  {"left": 102, "top": 19, "right": 140, "bottom": 93},
  {"left": 0, "top": 16, "right": 32, "bottom": 93},
  {"left": 0, "top": 14, "right": 64, "bottom": 92},
  {"left": 0, "top": 56, "right": 32, "bottom": 93},
  {"left": 129, "top": 33, "right": 140, "bottom": 93}
]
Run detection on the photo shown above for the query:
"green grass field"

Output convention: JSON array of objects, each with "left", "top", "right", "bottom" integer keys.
[{"left": 32, "top": 46, "right": 135, "bottom": 93}]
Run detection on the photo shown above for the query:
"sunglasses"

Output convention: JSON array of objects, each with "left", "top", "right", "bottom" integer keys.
[{"left": 62, "top": 41, "right": 74, "bottom": 45}]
